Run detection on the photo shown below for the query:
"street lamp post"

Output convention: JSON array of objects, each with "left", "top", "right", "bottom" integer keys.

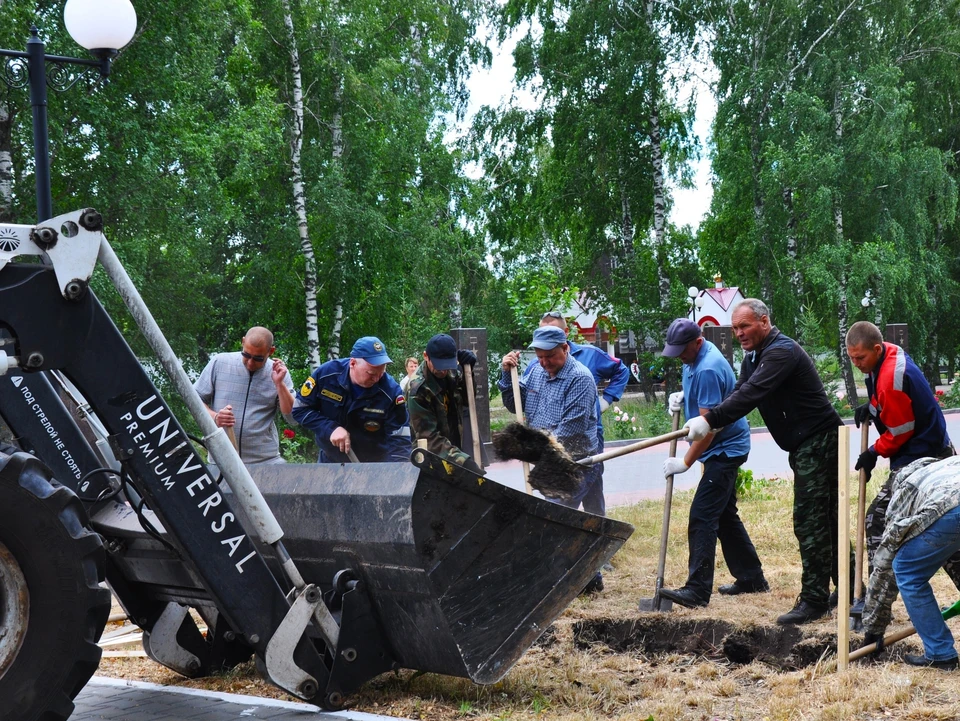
[
  {"left": 861, "top": 289, "right": 881, "bottom": 327},
  {"left": 0, "top": 0, "right": 136, "bottom": 222},
  {"left": 687, "top": 286, "right": 705, "bottom": 324}
]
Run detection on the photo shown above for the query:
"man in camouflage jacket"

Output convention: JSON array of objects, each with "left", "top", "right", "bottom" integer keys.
[
  {"left": 861, "top": 456, "right": 960, "bottom": 669},
  {"left": 407, "top": 334, "right": 483, "bottom": 475}
]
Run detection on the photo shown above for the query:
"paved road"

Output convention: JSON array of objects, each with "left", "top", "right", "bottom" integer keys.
[
  {"left": 485, "top": 412, "right": 960, "bottom": 507},
  {"left": 74, "top": 677, "right": 399, "bottom": 721}
]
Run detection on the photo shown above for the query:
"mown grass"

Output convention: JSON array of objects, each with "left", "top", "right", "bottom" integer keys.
[{"left": 100, "top": 463, "right": 960, "bottom": 720}]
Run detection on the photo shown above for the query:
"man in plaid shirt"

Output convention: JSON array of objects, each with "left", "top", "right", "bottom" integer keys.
[
  {"left": 498, "top": 326, "right": 601, "bottom": 509},
  {"left": 499, "top": 326, "right": 603, "bottom": 594}
]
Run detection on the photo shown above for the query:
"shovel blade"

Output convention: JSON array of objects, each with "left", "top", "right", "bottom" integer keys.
[{"left": 638, "top": 595, "right": 674, "bottom": 613}]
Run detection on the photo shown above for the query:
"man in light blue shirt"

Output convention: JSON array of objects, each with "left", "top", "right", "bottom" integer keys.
[{"left": 656, "top": 319, "right": 767, "bottom": 609}]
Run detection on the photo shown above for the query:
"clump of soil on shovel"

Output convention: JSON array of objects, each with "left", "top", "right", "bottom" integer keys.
[{"left": 492, "top": 422, "right": 588, "bottom": 500}]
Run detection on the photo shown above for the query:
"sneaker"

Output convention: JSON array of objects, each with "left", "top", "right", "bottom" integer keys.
[
  {"left": 718, "top": 579, "right": 770, "bottom": 596},
  {"left": 658, "top": 587, "right": 709, "bottom": 608},
  {"left": 776, "top": 598, "right": 828, "bottom": 625},
  {"left": 904, "top": 654, "right": 959, "bottom": 670},
  {"left": 580, "top": 574, "right": 604, "bottom": 596}
]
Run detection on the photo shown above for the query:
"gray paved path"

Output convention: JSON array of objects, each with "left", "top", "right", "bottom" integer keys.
[{"left": 74, "top": 677, "right": 403, "bottom": 721}]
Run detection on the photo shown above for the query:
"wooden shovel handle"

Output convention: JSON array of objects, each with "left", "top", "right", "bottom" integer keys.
[
  {"left": 510, "top": 364, "right": 532, "bottom": 493},
  {"left": 577, "top": 427, "right": 690, "bottom": 466},
  {"left": 464, "top": 363, "right": 483, "bottom": 468}
]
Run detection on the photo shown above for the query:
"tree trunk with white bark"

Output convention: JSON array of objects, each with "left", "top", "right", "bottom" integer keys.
[{"left": 280, "top": 0, "right": 321, "bottom": 368}]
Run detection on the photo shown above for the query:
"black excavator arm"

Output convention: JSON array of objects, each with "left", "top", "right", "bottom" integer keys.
[{"left": 0, "top": 210, "right": 633, "bottom": 719}]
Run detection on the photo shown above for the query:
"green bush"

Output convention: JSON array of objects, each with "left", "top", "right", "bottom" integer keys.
[{"left": 280, "top": 424, "right": 319, "bottom": 463}]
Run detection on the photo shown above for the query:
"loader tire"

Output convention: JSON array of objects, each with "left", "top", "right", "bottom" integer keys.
[{"left": 0, "top": 452, "right": 111, "bottom": 721}]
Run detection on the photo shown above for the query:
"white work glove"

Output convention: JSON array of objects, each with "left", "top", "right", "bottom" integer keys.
[
  {"left": 668, "top": 391, "right": 684, "bottom": 414},
  {"left": 663, "top": 457, "right": 689, "bottom": 479},
  {"left": 599, "top": 397, "right": 611, "bottom": 413},
  {"left": 684, "top": 415, "right": 712, "bottom": 441}
]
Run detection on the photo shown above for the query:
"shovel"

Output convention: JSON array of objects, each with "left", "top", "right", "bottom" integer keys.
[
  {"left": 577, "top": 427, "right": 689, "bottom": 466},
  {"left": 850, "top": 598, "right": 960, "bottom": 661},
  {"left": 638, "top": 409, "right": 682, "bottom": 612}
]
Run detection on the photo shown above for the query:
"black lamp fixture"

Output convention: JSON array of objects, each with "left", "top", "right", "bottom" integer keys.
[{"left": 0, "top": 0, "right": 137, "bottom": 222}]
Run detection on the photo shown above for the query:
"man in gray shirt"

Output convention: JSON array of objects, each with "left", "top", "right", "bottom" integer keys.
[{"left": 194, "top": 326, "right": 296, "bottom": 465}]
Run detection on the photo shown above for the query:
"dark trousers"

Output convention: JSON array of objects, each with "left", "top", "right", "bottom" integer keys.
[
  {"left": 684, "top": 453, "right": 763, "bottom": 600},
  {"left": 556, "top": 462, "right": 605, "bottom": 516},
  {"left": 789, "top": 429, "right": 855, "bottom": 607}
]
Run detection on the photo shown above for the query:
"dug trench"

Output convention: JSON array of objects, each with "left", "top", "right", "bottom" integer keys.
[{"left": 553, "top": 615, "right": 839, "bottom": 669}]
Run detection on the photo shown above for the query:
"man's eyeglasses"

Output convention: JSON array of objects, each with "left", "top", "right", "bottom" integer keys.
[
  {"left": 542, "top": 311, "right": 564, "bottom": 320},
  {"left": 241, "top": 350, "right": 268, "bottom": 363}
]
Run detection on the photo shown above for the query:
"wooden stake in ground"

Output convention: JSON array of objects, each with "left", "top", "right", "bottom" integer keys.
[
  {"left": 510, "top": 365, "right": 533, "bottom": 494},
  {"left": 854, "top": 421, "right": 870, "bottom": 602},
  {"left": 838, "top": 425, "right": 851, "bottom": 671},
  {"left": 464, "top": 363, "right": 483, "bottom": 469}
]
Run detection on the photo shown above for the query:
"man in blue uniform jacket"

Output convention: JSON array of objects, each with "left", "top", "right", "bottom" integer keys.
[{"left": 293, "top": 337, "right": 409, "bottom": 463}]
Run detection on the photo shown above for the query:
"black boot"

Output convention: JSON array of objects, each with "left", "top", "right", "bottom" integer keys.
[{"left": 776, "top": 597, "right": 828, "bottom": 625}]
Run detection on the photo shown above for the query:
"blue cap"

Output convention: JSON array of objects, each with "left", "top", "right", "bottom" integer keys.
[
  {"left": 530, "top": 326, "right": 568, "bottom": 350},
  {"left": 350, "top": 336, "right": 392, "bottom": 365},
  {"left": 425, "top": 334, "right": 459, "bottom": 371},
  {"left": 661, "top": 318, "right": 701, "bottom": 357}
]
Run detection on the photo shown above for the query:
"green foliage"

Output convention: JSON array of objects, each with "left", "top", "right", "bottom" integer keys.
[
  {"left": 602, "top": 400, "right": 672, "bottom": 442},
  {"left": 701, "top": 0, "right": 960, "bottom": 384},
  {"left": 943, "top": 381, "right": 960, "bottom": 410},
  {"left": 279, "top": 425, "right": 318, "bottom": 464},
  {"left": 735, "top": 467, "right": 775, "bottom": 500},
  {"left": 529, "top": 692, "right": 549, "bottom": 714}
]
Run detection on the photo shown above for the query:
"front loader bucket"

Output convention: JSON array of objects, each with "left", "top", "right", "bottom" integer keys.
[{"left": 251, "top": 450, "right": 632, "bottom": 685}]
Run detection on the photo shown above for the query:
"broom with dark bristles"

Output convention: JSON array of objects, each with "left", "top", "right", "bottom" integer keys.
[{"left": 492, "top": 422, "right": 689, "bottom": 501}]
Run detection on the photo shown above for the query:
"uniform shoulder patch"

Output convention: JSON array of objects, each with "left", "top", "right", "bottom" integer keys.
[
  {"left": 300, "top": 377, "right": 316, "bottom": 397},
  {"left": 396, "top": 395, "right": 406, "bottom": 405}
]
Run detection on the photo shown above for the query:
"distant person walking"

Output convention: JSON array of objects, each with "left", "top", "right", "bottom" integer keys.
[
  {"left": 399, "top": 357, "right": 419, "bottom": 393},
  {"left": 656, "top": 319, "right": 767, "bottom": 609},
  {"left": 684, "top": 299, "right": 853, "bottom": 625}
]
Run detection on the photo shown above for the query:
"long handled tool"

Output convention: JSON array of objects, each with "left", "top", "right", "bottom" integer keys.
[
  {"left": 509, "top": 365, "right": 533, "bottom": 494},
  {"left": 638, "top": 410, "right": 682, "bottom": 612},
  {"left": 850, "top": 598, "right": 960, "bottom": 661},
  {"left": 577, "top": 427, "right": 689, "bottom": 466},
  {"left": 464, "top": 363, "right": 484, "bottom": 469}
]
